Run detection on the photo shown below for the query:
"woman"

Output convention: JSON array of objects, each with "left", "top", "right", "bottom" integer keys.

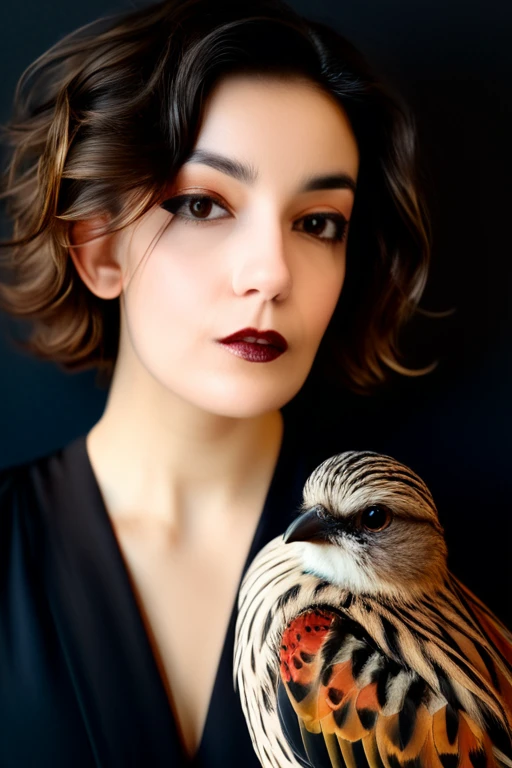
[{"left": 0, "top": 0, "right": 434, "bottom": 764}]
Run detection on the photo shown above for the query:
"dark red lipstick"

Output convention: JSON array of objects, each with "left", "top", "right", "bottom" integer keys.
[{"left": 217, "top": 327, "right": 288, "bottom": 363}]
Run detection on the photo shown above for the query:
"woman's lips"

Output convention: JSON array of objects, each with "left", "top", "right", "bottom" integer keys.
[
  {"left": 217, "top": 327, "right": 288, "bottom": 349},
  {"left": 216, "top": 327, "right": 288, "bottom": 363},
  {"left": 219, "top": 340, "right": 284, "bottom": 363}
]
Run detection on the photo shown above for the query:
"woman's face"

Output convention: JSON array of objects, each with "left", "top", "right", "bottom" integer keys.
[{"left": 116, "top": 74, "right": 359, "bottom": 418}]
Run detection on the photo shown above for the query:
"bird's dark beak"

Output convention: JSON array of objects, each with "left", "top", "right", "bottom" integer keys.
[{"left": 283, "top": 505, "right": 334, "bottom": 544}]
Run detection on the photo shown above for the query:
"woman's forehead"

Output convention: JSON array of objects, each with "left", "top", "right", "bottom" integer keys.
[{"left": 180, "top": 74, "right": 359, "bottom": 188}]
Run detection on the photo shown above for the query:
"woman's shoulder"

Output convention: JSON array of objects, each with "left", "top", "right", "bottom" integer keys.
[
  {"left": 0, "top": 453, "right": 34, "bottom": 506},
  {"left": 0, "top": 461, "right": 19, "bottom": 494},
  {"left": 0, "top": 454, "right": 41, "bottom": 575},
  {"left": 0, "top": 442, "right": 66, "bottom": 492},
  {"left": 0, "top": 435, "right": 88, "bottom": 537},
  {"left": 1, "top": 434, "right": 87, "bottom": 479}
]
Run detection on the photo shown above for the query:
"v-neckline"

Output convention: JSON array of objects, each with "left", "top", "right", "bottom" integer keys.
[{"left": 72, "top": 409, "right": 302, "bottom": 762}]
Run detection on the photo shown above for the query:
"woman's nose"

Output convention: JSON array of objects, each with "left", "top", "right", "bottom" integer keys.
[{"left": 230, "top": 217, "right": 292, "bottom": 302}]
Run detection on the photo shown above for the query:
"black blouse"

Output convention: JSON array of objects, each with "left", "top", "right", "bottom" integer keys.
[{"left": 0, "top": 410, "right": 317, "bottom": 766}]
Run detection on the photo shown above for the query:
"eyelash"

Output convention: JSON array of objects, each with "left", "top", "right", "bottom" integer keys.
[{"left": 160, "top": 193, "right": 348, "bottom": 245}]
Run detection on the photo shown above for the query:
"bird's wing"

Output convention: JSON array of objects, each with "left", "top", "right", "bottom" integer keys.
[
  {"left": 446, "top": 575, "right": 512, "bottom": 729},
  {"left": 277, "top": 606, "right": 511, "bottom": 768},
  {"left": 448, "top": 574, "right": 512, "bottom": 669}
]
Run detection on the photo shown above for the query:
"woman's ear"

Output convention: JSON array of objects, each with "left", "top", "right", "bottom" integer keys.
[{"left": 69, "top": 217, "right": 123, "bottom": 299}]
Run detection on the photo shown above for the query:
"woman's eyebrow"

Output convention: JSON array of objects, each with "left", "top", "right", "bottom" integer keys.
[{"left": 184, "top": 148, "right": 356, "bottom": 193}]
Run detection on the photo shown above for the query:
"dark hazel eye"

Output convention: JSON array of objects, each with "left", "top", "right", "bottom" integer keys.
[{"left": 360, "top": 505, "right": 392, "bottom": 532}]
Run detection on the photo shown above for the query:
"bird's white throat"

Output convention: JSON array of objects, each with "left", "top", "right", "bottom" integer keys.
[{"left": 294, "top": 540, "right": 387, "bottom": 596}]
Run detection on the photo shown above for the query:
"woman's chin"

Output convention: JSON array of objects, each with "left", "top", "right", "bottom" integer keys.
[{"left": 173, "top": 387, "right": 296, "bottom": 420}]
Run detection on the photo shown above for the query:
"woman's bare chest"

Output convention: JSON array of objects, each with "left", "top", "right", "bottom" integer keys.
[{"left": 111, "top": 509, "right": 261, "bottom": 758}]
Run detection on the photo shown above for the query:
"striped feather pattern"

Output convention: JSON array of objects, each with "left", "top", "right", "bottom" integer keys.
[{"left": 234, "top": 451, "right": 512, "bottom": 768}]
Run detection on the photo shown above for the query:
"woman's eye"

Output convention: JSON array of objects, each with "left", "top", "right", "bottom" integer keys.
[
  {"left": 161, "top": 194, "right": 230, "bottom": 222},
  {"left": 295, "top": 213, "right": 348, "bottom": 244},
  {"left": 160, "top": 195, "right": 348, "bottom": 244}
]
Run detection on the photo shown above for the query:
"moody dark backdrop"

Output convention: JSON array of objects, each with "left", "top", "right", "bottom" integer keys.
[{"left": 0, "top": 0, "right": 510, "bottom": 624}]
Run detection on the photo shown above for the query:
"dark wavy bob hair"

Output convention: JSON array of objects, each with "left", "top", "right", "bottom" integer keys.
[{"left": 0, "top": 0, "right": 437, "bottom": 397}]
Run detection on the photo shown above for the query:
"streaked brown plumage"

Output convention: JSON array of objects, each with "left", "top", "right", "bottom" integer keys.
[{"left": 234, "top": 450, "right": 512, "bottom": 768}]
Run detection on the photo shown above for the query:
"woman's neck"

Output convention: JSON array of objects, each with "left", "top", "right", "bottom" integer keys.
[{"left": 85, "top": 368, "right": 284, "bottom": 535}]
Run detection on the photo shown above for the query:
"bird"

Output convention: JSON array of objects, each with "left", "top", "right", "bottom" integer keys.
[{"left": 234, "top": 450, "right": 512, "bottom": 768}]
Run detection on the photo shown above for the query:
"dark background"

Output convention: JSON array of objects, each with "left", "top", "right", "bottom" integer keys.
[{"left": 0, "top": 0, "right": 510, "bottom": 625}]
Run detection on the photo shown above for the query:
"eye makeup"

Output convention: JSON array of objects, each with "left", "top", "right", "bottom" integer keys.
[
  {"left": 161, "top": 192, "right": 229, "bottom": 221},
  {"left": 160, "top": 192, "right": 349, "bottom": 245}
]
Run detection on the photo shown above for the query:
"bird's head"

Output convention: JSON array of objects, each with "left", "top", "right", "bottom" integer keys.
[{"left": 284, "top": 451, "right": 448, "bottom": 600}]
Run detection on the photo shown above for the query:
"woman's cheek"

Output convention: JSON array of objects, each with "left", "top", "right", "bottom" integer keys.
[{"left": 303, "top": 256, "right": 346, "bottom": 340}]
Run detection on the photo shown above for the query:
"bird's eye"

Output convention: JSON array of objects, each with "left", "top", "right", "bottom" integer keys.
[{"left": 360, "top": 506, "right": 392, "bottom": 532}]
